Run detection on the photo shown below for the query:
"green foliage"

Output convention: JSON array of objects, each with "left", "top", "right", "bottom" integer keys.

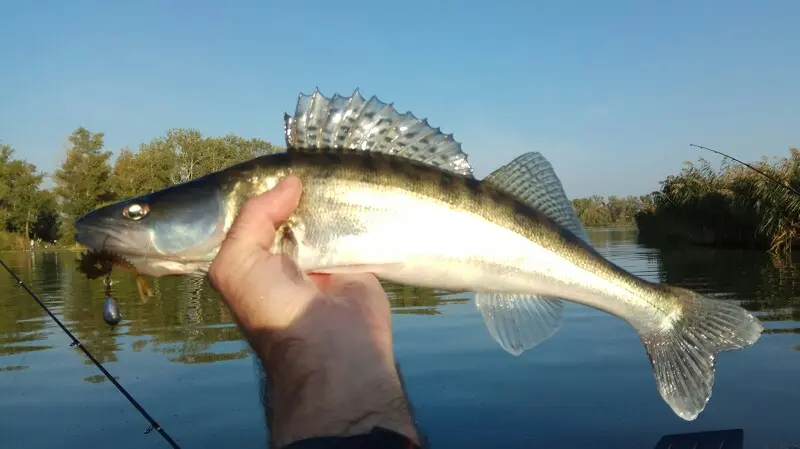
[
  {"left": 52, "top": 128, "right": 115, "bottom": 244},
  {"left": 0, "top": 127, "right": 280, "bottom": 249},
  {"left": 109, "top": 129, "right": 279, "bottom": 197},
  {"left": 32, "top": 190, "right": 60, "bottom": 243},
  {"left": 635, "top": 148, "right": 800, "bottom": 255},
  {"left": 0, "top": 143, "right": 58, "bottom": 248},
  {"left": 8, "top": 120, "right": 792, "bottom": 259},
  {"left": 0, "top": 231, "right": 27, "bottom": 250},
  {"left": 571, "top": 195, "right": 652, "bottom": 227}
]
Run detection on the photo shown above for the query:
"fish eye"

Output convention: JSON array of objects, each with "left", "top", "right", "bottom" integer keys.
[{"left": 122, "top": 203, "right": 150, "bottom": 221}]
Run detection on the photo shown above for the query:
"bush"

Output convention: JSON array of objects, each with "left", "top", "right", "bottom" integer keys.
[{"left": 635, "top": 148, "right": 800, "bottom": 255}]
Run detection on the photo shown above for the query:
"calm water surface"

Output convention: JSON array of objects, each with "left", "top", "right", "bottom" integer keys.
[{"left": 1, "top": 229, "right": 798, "bottom": 448}]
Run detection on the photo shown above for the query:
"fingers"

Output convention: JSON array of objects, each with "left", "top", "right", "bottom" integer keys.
[
  {"left": 224, "top": 175, "right": 302, "bottom": 253},
  {"left": 209, "top": 175, "right": 302, "bottom": 295}
]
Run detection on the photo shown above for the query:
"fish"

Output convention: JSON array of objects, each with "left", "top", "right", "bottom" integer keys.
[{"left": 74, "top": 89, "right": 764, "bottom": 421}]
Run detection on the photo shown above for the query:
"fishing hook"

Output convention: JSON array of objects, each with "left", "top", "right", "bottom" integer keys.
[{"left": 103, "top": 274, "right": 122, "bottom": 326}]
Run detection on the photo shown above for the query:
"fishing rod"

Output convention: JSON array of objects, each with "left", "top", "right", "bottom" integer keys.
[
  {"left": 0, "top": 257, "right": 181, "bottom": 449},
  {"left": 689, "top": 143, "right": 800, "bottom": 197}
]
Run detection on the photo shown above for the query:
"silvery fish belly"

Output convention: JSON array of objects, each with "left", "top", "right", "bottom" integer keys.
[
  {"left": 74, "top": 88, "right": 764, "bottom": 423},
  {"left": 293, "top": 176, "right": 552, "bottom": 294}
]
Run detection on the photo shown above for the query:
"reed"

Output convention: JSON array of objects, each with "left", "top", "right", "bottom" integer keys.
[{"left": 635, "top": 148, "right": 800, "bottom": 256}]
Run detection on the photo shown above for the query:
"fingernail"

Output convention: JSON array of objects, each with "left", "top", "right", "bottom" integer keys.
[
  {"left": 266, "top": 178, "right": 288, "bottom": 196},
  {"left": 274, "top": 175, "right": 300, "bottom": 194}
]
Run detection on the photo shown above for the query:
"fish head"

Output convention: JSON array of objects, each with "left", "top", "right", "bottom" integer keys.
[{"left": 75, "top": 177, "right": 228, "bottom": 277}]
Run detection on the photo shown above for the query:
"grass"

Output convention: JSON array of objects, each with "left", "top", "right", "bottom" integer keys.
[
  {"left": 635, "top": 147, "right": 800, "bottom": 256},
  {"left": 0, "top": 231, "right": 83, "bottom": 252},
  {"left": 0, "top": 231, "right": 29, "bottom": 251}
]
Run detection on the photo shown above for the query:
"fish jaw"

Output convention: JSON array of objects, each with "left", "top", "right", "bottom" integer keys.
[
  {"left": 75, "top": 214, "right": 221, "bottom": 277},
  {"left": 120, "top": 255, "right": 214, "bottom": 277},
  {"left": 73, "top": 176, "right": 230, "bottom": 277},
  {"left": 75, "top": 219, "right": 221, "bottom": 277}
]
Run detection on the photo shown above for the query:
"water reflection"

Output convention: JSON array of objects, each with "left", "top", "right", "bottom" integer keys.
[
  {"left": 584, "top": 226, "right": 639, "bottom": 249},
  {"left": 0, "top": 252, "right": 51, "bottom": 371},
  {"left": 383, "top": 282, "right": 470, "bottom": 315},
  {"left": 2, "top": 233, "right": 799, "bottom": 373},
  {"left": 1, "top": 231, "right": 799, "bottom": 448},
  {"left": 640, "top": 244, "right": 800, "bottom": 323},
  {"left": 0, "top": 251, "right": 471, "bottom": 373},
  {"left": 0, "top": 365, "right": 28, "bottom": 372}
]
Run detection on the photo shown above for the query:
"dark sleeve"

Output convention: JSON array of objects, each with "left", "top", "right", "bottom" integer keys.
[{"left": 282, "top": 427, "right": 422, "bottom": 449}]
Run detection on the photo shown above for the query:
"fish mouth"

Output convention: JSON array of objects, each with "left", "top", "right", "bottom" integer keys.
[
  {"left": 76, "top": 248, "right": 139, "bottom": 279},
  {"left": 74, "top": 223, "right": 150, "bottom": 279},
  {"left": 75, "top": 226, "right": 214, "bottom": 278}
]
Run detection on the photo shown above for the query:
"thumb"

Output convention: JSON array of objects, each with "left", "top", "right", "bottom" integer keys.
[
  {"left": 209, "top": 175, "right": 303, "bottom": 291},
  {"left": 224, "top": 175, "right": 303, "bottom": 252}
]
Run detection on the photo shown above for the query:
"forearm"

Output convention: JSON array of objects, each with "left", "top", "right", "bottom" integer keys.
[{"left": 256, "top": 310, "right": 419, "bottom": 448}]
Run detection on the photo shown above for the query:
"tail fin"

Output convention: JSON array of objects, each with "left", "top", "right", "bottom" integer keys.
[{"left": 641, "top": 286, "right": 763, "bottom": 420}]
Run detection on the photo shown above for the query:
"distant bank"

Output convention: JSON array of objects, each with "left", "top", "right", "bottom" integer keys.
[{"left": 634, "top": 148, "right": 800, "bottom": 255}]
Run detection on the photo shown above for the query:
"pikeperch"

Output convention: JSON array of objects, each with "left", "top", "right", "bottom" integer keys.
[{"left": 74, "top": 89, "right": 763, "bottom": 421}]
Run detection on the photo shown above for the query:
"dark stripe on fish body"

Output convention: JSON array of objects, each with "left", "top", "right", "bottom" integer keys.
[
  {"left": 217, "top": 147, "right": 651, "bottom": 307},
  {"left": 360, "top": 153, "right": 378, "bottom": 172},
  {"left": 440, "top": 171, "right": 455, "bottom": 187},
  {"left": 222, "top": 149, "right": 589, "bottom": 251},
  {"left": 464, "top": 176, "right": 484, "bottom": 198},
  {"left": 512, "top": 200, "right": 530, "bottom": 218},
  {"left": 323, "top": 151, "right": 342, "bottom": 165}
]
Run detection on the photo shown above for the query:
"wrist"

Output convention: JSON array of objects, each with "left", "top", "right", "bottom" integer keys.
[{"left": 257, "top": 301, "right": 418, "bottom": 448}]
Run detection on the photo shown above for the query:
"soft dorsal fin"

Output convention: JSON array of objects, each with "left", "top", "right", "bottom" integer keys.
[
  {"left": 283, "top": 88, "right": 474, "bottom": 177},
  {"left": 483, "top": 152, "right": 590, "bottom": 244}
]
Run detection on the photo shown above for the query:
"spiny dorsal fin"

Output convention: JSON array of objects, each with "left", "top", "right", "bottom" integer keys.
[
  {"left": 483, "top": 152, "right": 590, "bottom": 244},
  {"left": 283, "top": 88, "right": 474, "bottom": 177}
]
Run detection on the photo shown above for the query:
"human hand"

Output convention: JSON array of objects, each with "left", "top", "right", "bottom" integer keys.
[
  {"left": 208, "top": 175, "right": 419, "bottom": 448},
  {"left": 208, "top": 175, "right": 391, "bottom": 358}
]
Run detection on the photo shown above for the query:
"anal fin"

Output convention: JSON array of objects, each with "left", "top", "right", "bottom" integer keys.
[{"left": 475, "top": 292, "right": 564, "bottom": 356}]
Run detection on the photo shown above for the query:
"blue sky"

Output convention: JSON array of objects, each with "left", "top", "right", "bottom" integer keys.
[{"left": 1, "top": 0, "right": 798, "bottom": 198}]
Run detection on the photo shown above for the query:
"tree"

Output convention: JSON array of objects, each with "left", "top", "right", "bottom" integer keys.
[
  {"left": 1, "top": 127, "right": 280, "bottom": 248},
  {"left": 32, "top": 190, "right": 60, "bottom": 242},
  {"left": 109, "top": 129, "right": 281, "bottom": 200},
  {"left": 53, "top": 127, "right": 114, "bottom": 243},
  {"left": 571, "top": 195, "right": 647, "bottom": 228},
  {"left": 0, "top": 143, "right": 55, "bottom": 242},
  {"left": 162, "top": 129, "right": 278, "bottom": 183}
]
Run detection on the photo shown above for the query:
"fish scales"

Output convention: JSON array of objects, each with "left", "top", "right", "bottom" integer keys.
[{"left": 222, "top": 149, "right": 672, "bottom": 328}]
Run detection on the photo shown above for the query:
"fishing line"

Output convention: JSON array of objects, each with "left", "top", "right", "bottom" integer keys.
[
  {"left": 0, "top": 257, "right": 181, "bottom": 449},
  {"left": 690, "top": 143, "right": 800, "bottom": 197}
]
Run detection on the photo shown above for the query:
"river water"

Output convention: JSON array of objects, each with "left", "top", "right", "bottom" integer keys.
[{"left": 1, "top": 228, "right": 798, "bottom": 448}]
